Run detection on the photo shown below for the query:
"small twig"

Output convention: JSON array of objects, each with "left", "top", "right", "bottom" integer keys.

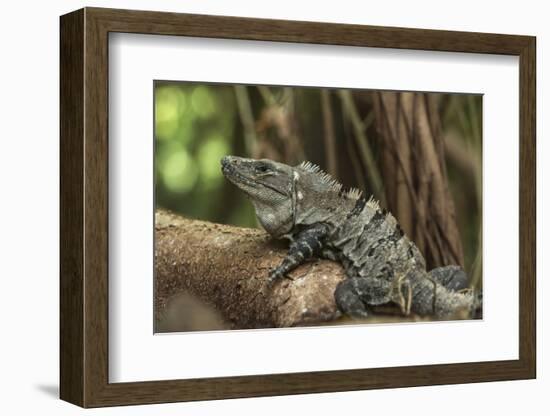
[
  {"left": 320, "top": 90, "right": 338, "bottom": 176},
  {"left": 257, "top": 86, "right": 277, "bottom": 106},
  {"left": 342, "top": 105, "right": 368, "bottom": 192},
  {"left": 234, "top": 86, "right": 257, "bottom": 155},
  {"left": 362, "top": 112, "right": 375, "bottom": 131},
  {"left": 406, "top": 281, "right": 412, "bottom": 316}
]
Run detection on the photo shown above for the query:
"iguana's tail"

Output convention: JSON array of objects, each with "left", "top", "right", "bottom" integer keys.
[{"left": 407, "top": 267, "right": 482, "bottom": 319}]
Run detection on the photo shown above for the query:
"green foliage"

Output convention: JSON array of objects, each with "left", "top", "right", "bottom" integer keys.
[{"left": 155, "top": 82, "right": 255, "bottom": 227}]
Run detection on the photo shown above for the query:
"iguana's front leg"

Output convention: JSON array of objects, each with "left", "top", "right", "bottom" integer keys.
[{"left": 268, "top": 223, "right": 329, "bottom": 283}]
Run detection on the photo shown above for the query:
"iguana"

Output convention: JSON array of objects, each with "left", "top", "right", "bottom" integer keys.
[{"left": 221, "top": 155, "right": 482, "bottom": 320}]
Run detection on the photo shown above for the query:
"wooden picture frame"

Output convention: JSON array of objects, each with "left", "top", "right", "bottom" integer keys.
[{"left": 60, "top": 7, "right": 536, "bottom": 408}]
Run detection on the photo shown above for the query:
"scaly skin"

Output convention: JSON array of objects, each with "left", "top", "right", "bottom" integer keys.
[{"left": 221, "top": 156, "right": 481, "bottom": 319}]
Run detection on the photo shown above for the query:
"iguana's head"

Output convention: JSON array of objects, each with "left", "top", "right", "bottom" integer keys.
[
  {"left": 221, "top": 156, "right": 357, "bottom": 237},
  {"left": 221, "top": 156, "right": 295, "bottom": 236}
]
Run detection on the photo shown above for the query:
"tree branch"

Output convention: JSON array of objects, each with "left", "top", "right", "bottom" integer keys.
[{"left": 155, "top": 209, "right": 346, "bottom": 330}]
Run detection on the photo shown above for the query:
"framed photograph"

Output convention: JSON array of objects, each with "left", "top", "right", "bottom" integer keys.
[{"left": 60, "top": 7, "right": 536, "bottom": 407}]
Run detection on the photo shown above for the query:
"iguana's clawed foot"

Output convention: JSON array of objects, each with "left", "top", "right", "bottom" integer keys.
[
  {"left": 334, "top": 279, "right": 370, "bottom": 319},
  {"left": 267, "top": 223, "right": 329, "bottom": 287},
  {"left": 267, "top": 268, "right": 287, "bottom": 286}
]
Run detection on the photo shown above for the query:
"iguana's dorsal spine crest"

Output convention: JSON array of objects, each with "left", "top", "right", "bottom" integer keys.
[{"left": 297, "top": 161, "right": 365, "bottom": 201}]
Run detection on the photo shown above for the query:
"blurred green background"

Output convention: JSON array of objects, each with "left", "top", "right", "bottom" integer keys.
[
  {"left": 155, "top": 83, "right": 255, "bottom": 227},
  {"left": 154, "top": 81, "right": 482, "bottom": 288}
]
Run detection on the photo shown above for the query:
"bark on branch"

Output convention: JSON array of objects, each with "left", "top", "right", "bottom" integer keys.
[{"left": 155, "top": 210, "right": 347, "bottom": 330}]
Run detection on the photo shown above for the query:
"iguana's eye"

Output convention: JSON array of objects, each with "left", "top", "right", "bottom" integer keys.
[{"left": 255, "top": 164, "right": 270, "bottom": 173}]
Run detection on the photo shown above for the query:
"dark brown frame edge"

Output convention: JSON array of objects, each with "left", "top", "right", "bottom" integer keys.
[{"left": 60, "top": 7, "right": 536, "bottom": 408}]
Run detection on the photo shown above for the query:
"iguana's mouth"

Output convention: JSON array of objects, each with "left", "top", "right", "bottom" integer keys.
[
  {"left": 221, "top": 156, "right": 288, "bottom": 197},
  {"left": 221, "top": 157, "right": 256, "bottom": 188}
]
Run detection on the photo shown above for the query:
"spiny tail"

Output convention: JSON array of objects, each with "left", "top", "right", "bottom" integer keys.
[{"left": 408, "top": 271, "right": 481, "bottom": 319}]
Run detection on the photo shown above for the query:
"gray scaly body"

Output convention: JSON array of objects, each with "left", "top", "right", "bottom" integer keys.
[{"left": 221, "top": 156, "right": 481, "bottom": 319}]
